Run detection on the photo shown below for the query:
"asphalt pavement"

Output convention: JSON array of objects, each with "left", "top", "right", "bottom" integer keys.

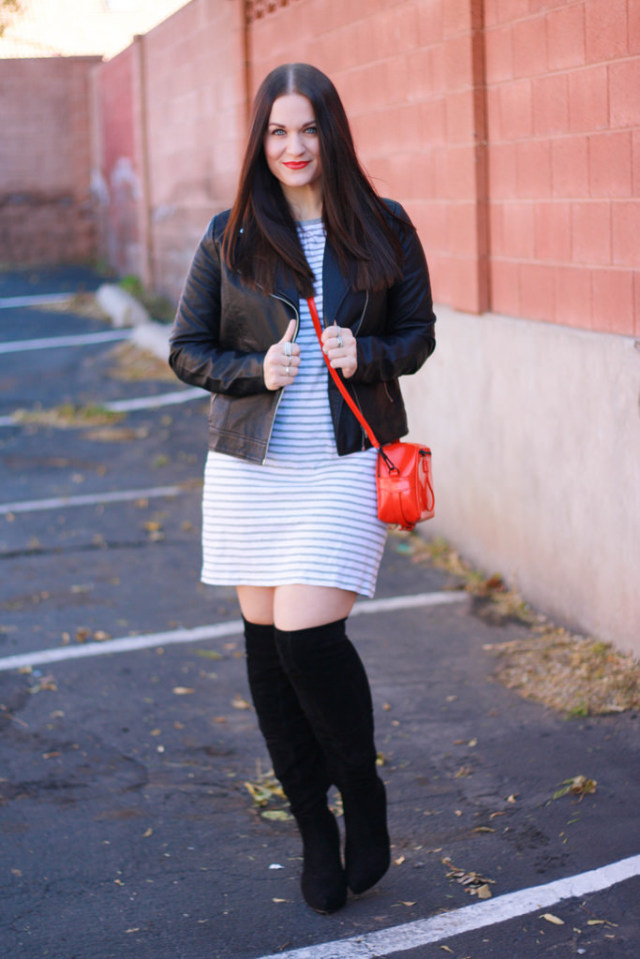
[{"left": 0, "top": 268, "right": 639, "bottom": 959}]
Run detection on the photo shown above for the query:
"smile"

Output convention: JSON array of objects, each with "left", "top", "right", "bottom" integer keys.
[{"left": 283, "top": 161, "right": 311, "bottom": 170}]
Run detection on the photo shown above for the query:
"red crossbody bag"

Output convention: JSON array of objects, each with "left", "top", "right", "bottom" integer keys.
[{"left": 307, "top": 297, "right": 435, "bottom": 532}]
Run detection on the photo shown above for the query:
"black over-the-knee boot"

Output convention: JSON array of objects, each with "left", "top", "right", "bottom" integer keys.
[
  {"left": 274, "top": 619, "right": 390, "bottom": 895},
  {"left": 243, "top": 618, "right": 346, "bottom": 913}
]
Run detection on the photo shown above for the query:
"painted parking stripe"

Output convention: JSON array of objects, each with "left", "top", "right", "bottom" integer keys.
[
  {"left": 0, "top": 484, "right": 190, "bottom": 515},
  {"left": 0, "top": 293, "right": 75, "bottom": 308},
  {"left": 106, "top": 387, "right": 205, "bottom": 411},
  {"left": 0, "top": 387, "right": 206, "bottom": 427},
  {"left": 0, "top": 330, "right": 131, "bottom": 354},
  {"left": 0, "top": 592, "right": 466, "bottom": 674},
  {"left": 254, "top": 853, "right": 640, "bottom": 959}
]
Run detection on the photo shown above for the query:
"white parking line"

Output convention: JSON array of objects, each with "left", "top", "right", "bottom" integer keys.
[
  {"left": 0, "top": 591, "right": 466, "bottom": 673},
  {"left": 0, "top": 386, "right": 206, "bottom": 427},
  {"left": 0, "top": 292, "right": 75, "bottom": 308},
  {"left": 106, "top": 387, "right": 205, "bottom": 411},
  {"left": 0, "top": 484, "right": 190, "bottom": 515},
  {"left": 254, "top": 853, "right": 640, "bottom": 959},
  {"left": 0, "top": 330, "right": 131, "bottom": 353}
]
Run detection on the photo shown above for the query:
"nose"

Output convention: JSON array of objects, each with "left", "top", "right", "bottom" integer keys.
[{"left": 287, "top": 132, "right": 305, "bottom": 156}]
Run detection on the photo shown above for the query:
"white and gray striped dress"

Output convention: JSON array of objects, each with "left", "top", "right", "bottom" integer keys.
[{"left": 201, "top": 218, "right": 387, "bottom": 598}]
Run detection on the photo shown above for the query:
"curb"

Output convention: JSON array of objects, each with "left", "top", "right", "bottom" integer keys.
[{"left": 96, "top": 283, "right": 171, "bottom": 361}]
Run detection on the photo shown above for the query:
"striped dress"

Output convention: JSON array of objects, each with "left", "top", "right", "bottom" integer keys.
[{"left": 201, "top": 218, "right": 387, "bottom": 598}]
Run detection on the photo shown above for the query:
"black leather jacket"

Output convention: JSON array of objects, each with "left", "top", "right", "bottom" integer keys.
[{"left": 169, "top": 200, "right": 436, "bottom": 463}]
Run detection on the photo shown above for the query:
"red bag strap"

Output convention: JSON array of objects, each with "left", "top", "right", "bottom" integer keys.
[{"left": 306, "top": 296, "right": 381, "bottom": 450}]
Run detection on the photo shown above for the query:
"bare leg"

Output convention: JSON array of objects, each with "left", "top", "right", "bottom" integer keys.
[{"left": 237, "top": 583, "right": 357, "bottom": 631}]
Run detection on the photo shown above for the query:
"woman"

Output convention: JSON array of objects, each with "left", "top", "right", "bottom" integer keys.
[{"left": 169, "top": 63, "right": 435, "bottom": 913}]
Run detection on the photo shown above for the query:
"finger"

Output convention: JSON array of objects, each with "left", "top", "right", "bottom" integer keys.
[{"left": 279, "top": 319, "right": 297, "bottom": 344}]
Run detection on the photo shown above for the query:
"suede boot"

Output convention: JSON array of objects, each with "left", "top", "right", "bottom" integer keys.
[
  {"left": 243, "top": 618, "right": 346, "bottom": 913},
  {"left": 274, "top": 619, "right": 390, "bottom": 895}
]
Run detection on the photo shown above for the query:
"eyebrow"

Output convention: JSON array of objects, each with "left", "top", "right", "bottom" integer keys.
[{"left": 267, "top": 119, "right": 316, "bottom": 128}]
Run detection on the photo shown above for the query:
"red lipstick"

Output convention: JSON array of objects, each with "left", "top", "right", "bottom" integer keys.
[{"left": 283, "top": 161, "right": 310, "bottom": 169}]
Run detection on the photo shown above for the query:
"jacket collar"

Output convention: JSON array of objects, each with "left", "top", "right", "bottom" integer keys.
[{"left": 272, "top": 236, "right": 351, "bottom": 325}]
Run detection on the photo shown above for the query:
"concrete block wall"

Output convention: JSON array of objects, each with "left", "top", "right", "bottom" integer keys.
[
  {"left": 0, "top": 56, "right": 101, "bottom": 265},
  {"left": 485, "top": 0, "right": 640, "bottom": 335}
]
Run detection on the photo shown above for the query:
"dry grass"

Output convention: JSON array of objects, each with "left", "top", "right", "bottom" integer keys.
[
  {"left": 37, "top": 292, "right": 109, "bottom": 321},
  {"left": 402, "top": 533, "right": 640, "bottom": 717},
  {"left": 107, "top": 340, "right": 176, "bottom": 383},
  {"left": 13, "top": 404, "right": 125, "bottom": 428}
]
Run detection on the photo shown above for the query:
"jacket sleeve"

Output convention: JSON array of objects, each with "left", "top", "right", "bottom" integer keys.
[
  {"left": 351, "top": 201, "right": 436, "bottom": 384},
  {"left": 168, "top": 217, "right": 268, "bottom": 397}
]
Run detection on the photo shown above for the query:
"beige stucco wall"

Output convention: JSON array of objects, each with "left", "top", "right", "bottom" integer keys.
[{"left": 403, "top": 306, "right": 640, "bottom": 656}]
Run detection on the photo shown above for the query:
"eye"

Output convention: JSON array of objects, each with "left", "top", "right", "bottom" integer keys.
[
  {"left": 270, "top": 127, "right": 286, "bottom": 136},
  {"left": 304, "top": 125, "right": 317, "bottom": 135}
]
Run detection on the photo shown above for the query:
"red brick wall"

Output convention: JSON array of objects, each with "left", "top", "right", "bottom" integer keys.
[
  {"left": 248, "top": 0, "right": 490, "bottom": 314},
  {"left": 485, "top": 0, "right": 639, "bottom": 335},
  {"left": 137, "top": 0, "right": 247, "bottom": 298},
  {"left": 9, "top": 1, "right": 635, "bottom": 335},
  {"left": 0, "top": 56, "right": 101, "bottom": 266},
  {"left": 93, "top": 46, "right": 139, "bottom": 276},
  {"left": 249, "top": 0, "right": 639, "bottom": 335}
]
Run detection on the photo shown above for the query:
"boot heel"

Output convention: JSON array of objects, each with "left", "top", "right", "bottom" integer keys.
[
  {"left": 296, "top": 805, "right": 347, "bottom": 913},
  {"left": 343, "top": 777, "right": 390, "bottom": 894}
]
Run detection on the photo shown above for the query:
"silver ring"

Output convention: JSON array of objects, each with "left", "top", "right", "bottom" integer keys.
[
  {"left": 285, "top": 365, "right": 291, "bottom": 376},
  {"left": 284, "top": 341, "right": 292, "bottom": 357},
  {"left": 337, "top": 335, "right": 343, "bottom": 348}
]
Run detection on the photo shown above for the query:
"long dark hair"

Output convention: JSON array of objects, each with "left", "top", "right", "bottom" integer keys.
[{"left": 223, "top": 63, "right": 405, "bottom": 297}]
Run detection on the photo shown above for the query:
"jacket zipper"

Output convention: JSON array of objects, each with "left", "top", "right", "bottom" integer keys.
[{"left": 261, "top": 292, "right": 300, "bottom": 464}]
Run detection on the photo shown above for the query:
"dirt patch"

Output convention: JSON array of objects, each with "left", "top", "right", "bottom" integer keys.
[{"left": 402, "top": 533, "right": 640, "bottom": 717}]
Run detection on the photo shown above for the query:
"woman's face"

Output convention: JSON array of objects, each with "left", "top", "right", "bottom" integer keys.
[{"left": 263, "top": 94, "right": 322, "bottom": 195}]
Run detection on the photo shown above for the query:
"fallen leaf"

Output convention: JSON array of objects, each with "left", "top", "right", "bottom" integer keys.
[
  {"left": 552, "top": 775, "right": 597, "bottom": 801},
  {"left": 506, "top": 794, "right": 518, "bottom": 803},
  {"left": 232, "top": 694, "right": 252, "bottom": 710},
  {"left": 442, "top": 857, "right": 496, "bottom": 898},
  {"left": 399, "top": 901, "right": 417, "bottom": 907},
  {"left": 93, "top": 630, "right": 111, "bottom": 642},
  {"left": 394, "top": 856, "right": 406, "bottom": 866},
  {"left": 172, "top": 687, "right": 195, "bottom": 696},
  {"left": 142, "top": 828, "right": 153, "bottom": 838},
  {"left": 196, "top": 649, "right": 223, "bottom": 660},
  {"left": 125, "top": 928, "right": 140, "bottom": 934},
  {"left": 272, "top": 898, "right": 290, "bottom": 903},
  {"left": 541, "top": 913, "right": 564, "bottom": 925},
  {"left": 262, "top": 809, "right": 293, "bottom": 822}
]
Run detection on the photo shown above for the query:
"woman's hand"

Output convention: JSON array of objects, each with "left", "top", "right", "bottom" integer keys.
[
  {"left": 263, "top": 319, "right": 300, "bottom": 390},
  {"left": 321, "top": 323, "right": 357, "bottom": 379}
]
